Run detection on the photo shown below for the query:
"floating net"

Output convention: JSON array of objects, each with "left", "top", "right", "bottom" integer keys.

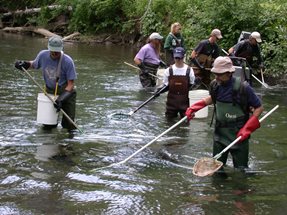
[{"left": 193, "top": 157, "right": 223, "bottom": 177}]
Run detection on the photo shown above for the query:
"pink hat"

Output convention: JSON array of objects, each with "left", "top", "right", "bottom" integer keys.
[
  {"left": 211, "top": 29, "right": 223, "bottom": 39},
  {"left": 211, "top": 57, "right": 235, "bottom": 74}
]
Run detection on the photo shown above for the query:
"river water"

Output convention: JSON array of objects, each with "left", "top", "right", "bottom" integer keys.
[{"left": 0, "top": 32, "right": 287, "bottom": 215}]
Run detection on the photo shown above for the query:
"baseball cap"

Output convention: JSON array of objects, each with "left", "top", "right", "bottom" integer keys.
[
  {"left": 48, "top": 36, "right": 63, "bottom": 52},
  {"left": 149, "top": 32, "right": 163, "bottom": 40},
  {"left": 251, "top": 31, "right": 262, "bottom": 43},
  {"left": 211, "top": 56, "right": 235, "bottom": 74},
  {"left": 211, "top": 29, "right": 223, "bottom": 39},
  {"left": 173, "top": 47, "right": 185, "bottom": 58}
]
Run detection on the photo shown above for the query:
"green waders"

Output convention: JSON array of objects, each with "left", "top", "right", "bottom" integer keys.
[{"left": 213, "top": 101, "right": 249, "bottom": 169}]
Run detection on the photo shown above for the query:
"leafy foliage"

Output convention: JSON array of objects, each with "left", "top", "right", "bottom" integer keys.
[{"left": 1, "top": 0, "right": 286, "bottom": 75}]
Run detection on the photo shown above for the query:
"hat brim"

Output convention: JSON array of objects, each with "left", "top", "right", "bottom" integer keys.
[
  {"left": 173, "top": 54, "right": 184, "bottom": 58},
  {"left": 211, "top": 67, "right": 235, "bottom": 74},
  {"left": 216, "top": 35, "right": 223, "bottom": 39},
  {"left": 48, "top": 45, "right": 63, "bottom": 52},
  {"left": 150, "top": 37, "right": 163, "bottom": 40},
  {"left": 255, "top": 38, "right": 262, "bottom": 43}
]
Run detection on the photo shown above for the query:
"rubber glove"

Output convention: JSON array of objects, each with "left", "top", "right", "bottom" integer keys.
[
  {"left": 185, "top": 99, "right": 206, "bottom": 121},
  {"left": 54, "top": 90, "right": 73, "bottom": 112},
  {"left": 236, "top": 115, "right": 260, "bottom": 142},
  {"left": 15, "top": 60, "right": 30, "bottom": 71}
]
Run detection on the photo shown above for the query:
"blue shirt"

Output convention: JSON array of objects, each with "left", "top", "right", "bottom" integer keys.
[
  {"left": 32, "top": 50, "right": 77, "bottom": 89},
  {"left": 216, "top": 77, "right": 261, "bottom": 108}
]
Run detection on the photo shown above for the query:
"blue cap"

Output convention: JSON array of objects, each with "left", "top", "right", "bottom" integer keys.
[{"left": 173, "top": 47, "right": 185, "bottom": 58}]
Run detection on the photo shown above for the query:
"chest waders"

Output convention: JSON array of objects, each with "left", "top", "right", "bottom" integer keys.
[
  {"left": 166, "top": 67, "right": 190, "bottom": 117},
  {"left": 194, "top": 54, "right": 213, "bottom": 87},
  {"left": 139, "top": 62, "right": 159, "bottom": 88},
  {"left": 211, "top": 77, "right": 250, "bottom": 168}
]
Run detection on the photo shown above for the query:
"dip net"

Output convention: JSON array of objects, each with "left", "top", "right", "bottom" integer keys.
[{"left": 193, "top": 157, "right": 223, "bottom": 177}]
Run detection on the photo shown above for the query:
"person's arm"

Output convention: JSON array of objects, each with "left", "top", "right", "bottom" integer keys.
[
  {"left": 134, "top": 57, "right": 142, "bottom": 66},
  {"left": 164, "top": 34, "right": 172, "bottom": 50},
  {"left": 190, "top": 50, "right": 197, "bottom": 59},
  {"left": 185, "top": 96, "right": 212, "bottom": 120},
  {"left": 228, "top": 47, "right": 235, "bottom": 55},
  {"left": 65, "top": 80, "right": 74, "bottom": 92},
  {"left": 236, "top": 85, "right": 263, "bottom": 141}
]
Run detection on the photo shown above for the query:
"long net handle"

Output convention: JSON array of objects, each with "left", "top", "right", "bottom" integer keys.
[
  {"left": 113, "top": 116, "right": 187, "bottom": 166},
  {"left": 124, "top": 61, "right": 161, "bottom": 79},
  {"left": 213, "top": 105, "right": 279, "bottom": 160}
]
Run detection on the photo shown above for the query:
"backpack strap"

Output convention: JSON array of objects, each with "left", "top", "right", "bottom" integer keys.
[
  {"left": 232, "top": 77, "right": 250, "bottom": 118},
  {"left": 169, "top": 66, "right": 173, "bottom": 77},
  {"left": 209, "top": 79, "right": 218, "bottom": 127}
]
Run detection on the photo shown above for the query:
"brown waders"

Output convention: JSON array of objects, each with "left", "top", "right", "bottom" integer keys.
[
  {"left": 165, "top": 67, "right": 190, "bottom": 118},
  {"left": 193, "top": 54, "right": 214, "bottom": 89}
]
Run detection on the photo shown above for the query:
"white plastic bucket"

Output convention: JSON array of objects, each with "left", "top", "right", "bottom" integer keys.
[
  {"left": 156, "top": 68, "right": 165, "bottom": 87},
  {"left": 37, "top": 93, "right": 59, "bottom": 125},
  {"left": 188, "top": 90, "right": 209, "bottom": 118}
]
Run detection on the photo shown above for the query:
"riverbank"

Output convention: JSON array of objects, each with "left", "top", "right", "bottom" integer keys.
[{"left": 1, "top": 29, "right": 285, "bottom": 86}]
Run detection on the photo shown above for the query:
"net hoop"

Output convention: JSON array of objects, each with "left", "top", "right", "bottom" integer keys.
[{"left": 193, "top": 157, "right": 223, "bottom": 177}]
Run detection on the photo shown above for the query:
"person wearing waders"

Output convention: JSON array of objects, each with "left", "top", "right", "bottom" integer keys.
[
  {"left": 155, "top": 47, "right": 195, "bottom": 118},
  {"left": 189, "top": 29, "right": 222, "bottom": 89},
  {"left": 185, "top": 56, "right": 263, "bottom": 173},
  {"left": 134, "top": 32, "right": 167, "bottom": 88},
  {"left": 15, "top": 36, "right": 77, "bottom": 132}
]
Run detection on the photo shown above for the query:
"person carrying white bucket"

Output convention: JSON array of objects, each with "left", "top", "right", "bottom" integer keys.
[
  {"left": 15, "top": 36, "right": 77, "bottom": 132},
  {"left": 154, "top": 47, "right": 195, "bottom": 119},
  {"left": 185, "top": 56, "right": 263, "bottom": 173}
]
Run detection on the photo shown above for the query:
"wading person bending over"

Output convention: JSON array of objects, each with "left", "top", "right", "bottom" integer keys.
[
  {"left": 134, "top": 32, "right": 166, "bottom": 88},
  {"left": 228, "top": 31, "right": 264, "bottom": 69},
  {"left": 15, "top": 36, "right": 77, "bottom": 132},
  {"left": 155, "top": 47, "right": 195, "bottom": 119},
  {"left": 228, "top": 31, "right": 264, "bottom": 84},
  {"left": 185, "top": 56, "right": 263, "bottom": 172},
  {"left": 164, "top": 22, "right": 185, "bottom": 66},
  {"left": 189, "top": 29, "right": 222, "bottom": 89}
]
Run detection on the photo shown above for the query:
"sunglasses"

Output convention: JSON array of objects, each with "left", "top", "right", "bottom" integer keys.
[{"left": 175, "top": 57, "right": 183, "bottom": 60}]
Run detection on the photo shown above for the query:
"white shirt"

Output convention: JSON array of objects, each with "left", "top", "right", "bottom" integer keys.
[{"left": 163, "top": 64, "right": 195, "bottom": 86}]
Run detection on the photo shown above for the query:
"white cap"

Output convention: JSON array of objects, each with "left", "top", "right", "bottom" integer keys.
[
  {"left": 149, "top": 32, "right": 163, "bottom": 40},
  {"left": 211, "top": 56, "right": 235, "bottom": 74},
  {"left": 251, "top": 31, "right": 262, "bottom": 43},
  {"left": 211, "top": 29, "right": 223, "bottom": 39},
  {"left": 48, "top": 36, "right": 63, "bottom": 52}
]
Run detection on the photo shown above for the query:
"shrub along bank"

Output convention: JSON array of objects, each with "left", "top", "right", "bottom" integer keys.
[{"left": 1, "top": 0, "right": 286, "bottom": 77}]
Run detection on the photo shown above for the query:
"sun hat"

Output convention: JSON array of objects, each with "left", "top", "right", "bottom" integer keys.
[
  {"left": 173, "top": 47, "right": 185, "bottom": 58},
  {"left": 149, "top": 32, "right": 163, "bottom": 40},
  {"left": 251, "top": 31, "right": 262, "bottom": 43},
  {"left": 48, "top": 36, "right": 63, "bottom": 52},
  {"left": 211, "top": 56, "right": 235, "bottom": 74},
  {"left": 211, "top": 29, "right": 223, "bottom": 39}
]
